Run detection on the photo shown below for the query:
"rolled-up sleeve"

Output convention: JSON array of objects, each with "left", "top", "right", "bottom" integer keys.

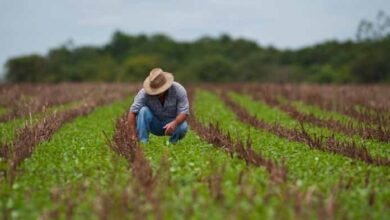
[
  {"left": 129, "top": 89, "right": 146, "bottom": 114},
  {"left": 177, "top": 90, "right": 190, "bottom": 115}
]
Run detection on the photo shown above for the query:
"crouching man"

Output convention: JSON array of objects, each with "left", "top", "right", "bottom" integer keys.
[{"left": 128, "top": 68, "right": 189, "bottom": 144}]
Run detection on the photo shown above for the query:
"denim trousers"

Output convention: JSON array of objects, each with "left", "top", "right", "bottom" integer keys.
[{"left": 136, "top": 106, "right": 188, "bottom": 143}]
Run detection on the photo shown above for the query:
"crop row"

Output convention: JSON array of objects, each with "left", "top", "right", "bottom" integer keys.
[
  {"left": 187, "top": 89, "right": 287, "bottom": 184},
  {"left": 193, "top": 89, "right": 389, "bottom": 219},
  {"left": 187, "top": 89, "right": 350, "bottom": 218},
  {"left": 0, "top": 86, "right": 135, "bottom": 184},
  {"left": 1, "top": 84, "right": 388, "bottom": 219},
  {"left": 217, "top": 91, "right": 388, "bottom": 166},
  {"left": 0, "top": 83, "right": 136, "bottom": 122},
  {"left": 35, "top": 102, "right": 269, "bottom": 218},
  {"left": 222, "top": 84, "right": 390, "bottom": 128},
  {"left": 107, "top": 113, "right": 161, "bottom": 219},
  {"left": 105, "top": 111, "right": 258, "bottom": 219},
  {"left": 103, "top": 99, "right": 332, "bottom": 219},
  {"left": 227, "top": 91, "right": 389, "bottom": 159},
  {"left": 0, "top": 98, "right": 132, "bottom": 219},
  {"left": 0, "top": 101, "right": 80, "bottom": 145},
  {"left": 244, "top": 86, "right": 389, "bottom": 143}
]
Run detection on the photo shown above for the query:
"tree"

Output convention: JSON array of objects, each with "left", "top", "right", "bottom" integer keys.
[
  {"left": 75, "top": 55, "right": 119, "bottom": 82},
  {"left": 4, "top": 29, "right": 390, "bottom": 83},
  {"left": 5, "top": 55, "right": 47, "bottom": 82},
  {"left": 356, "top": 10, "right": 390, "bottom": 42},
  {"left": 45, "top": 46, "right": 73, "bottom": 82},
  {"left": 191, "top": 55, "right": 235, "bottom": 82},
  {"left": 121, "top": 55, "right": 162, "bottom": 81},
  {"left": 351, "top": 49, "right": 389, "bottom": 83},
  {"left": 105, "top": 31, "right": 135, "bottom": 61},
  {"left": 235, "top": 52, "right": 269, "bottom": 81}
]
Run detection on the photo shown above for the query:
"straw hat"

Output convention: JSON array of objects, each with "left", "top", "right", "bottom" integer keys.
[{"left": 143, "top": 68, "right": 174, "bottom": 95}]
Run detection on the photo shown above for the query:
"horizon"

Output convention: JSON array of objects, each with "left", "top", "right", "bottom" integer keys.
[
  {"left": 0, "top": 31, "right": 362, "bottom": 79},
  {"left": 1, "top": 0, "right": 389, "bottom": 78}
]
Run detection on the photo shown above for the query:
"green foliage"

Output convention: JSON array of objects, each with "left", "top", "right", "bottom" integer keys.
[
  {"left": 5, "top": 55, "right": 47, "bottom": 83},
  {"left": 142, "top": 133, "right": 271, "bottom": 219},
  {"left": 307, "top": 65, "right": 353, "bottom": 83},
  {"left": 0, "top": 101, "right": 80, "bottom": 144},
  {"left": 1, "top": 90, "right": 389, "bottom": 218},
  {"left": 121, "top": 54, "right": 162, "bottom": 81},
  {"left": 4, "top": 31, "right": 390, "bottom": 83},
  {"left": 351, "top": 43, "right": 390, "bottom": 83},
  {"left": 2, "top": 99, "right": 131, "bottom": 219},
  {"left": 195, "top": 90, "right": 389, "bottom": 219},
  {"left": 190, "top": 55, "right": 236, "bottom": 82},
  {"left": 230, "top": 92, "right": 390, "bottom": 158},
  {"left": 0, "top": 107, "right": 6, "bottom": 116},
  {"left": 235, "top": 52, "right": 268, "bottom": 81}
]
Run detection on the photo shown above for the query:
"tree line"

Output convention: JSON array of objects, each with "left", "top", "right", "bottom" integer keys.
[{"left": 5, "top": 12, "right": 390, "bottom": 84}]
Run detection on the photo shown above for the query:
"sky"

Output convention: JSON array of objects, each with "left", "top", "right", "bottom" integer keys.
[{"left": 0, "top": 0, "right": 389, "bottom": 76}]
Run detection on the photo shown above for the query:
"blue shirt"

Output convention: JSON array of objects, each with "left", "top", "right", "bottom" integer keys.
[{"left": 129, "top": 82, "right": 190, "bottom": 120}]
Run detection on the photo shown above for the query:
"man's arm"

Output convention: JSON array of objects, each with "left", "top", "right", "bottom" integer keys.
[
  {"left": 163, "top": 85, "right": 190, "bottom": 135},
  {"left": 128, "top": 112, "right": 138, "bottom": 141},
  {"left": 163, "top": 113, "right": 187, "bottom": 135},
  {"left": 128, "top": 89, "right": 146, "bottom": 141}
]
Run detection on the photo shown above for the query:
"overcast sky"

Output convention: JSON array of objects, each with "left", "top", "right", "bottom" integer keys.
[{"left": 0, "top": 0, "right": 389, "bottom": 75}]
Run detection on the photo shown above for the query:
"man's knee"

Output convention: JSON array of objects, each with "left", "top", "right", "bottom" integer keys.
[
  {"left": 137, "top": 106, "right": 153, "bottom": 125},
  {"left": 139, "top": 106, "right": 152, "bottom": 116},
  {"left": 169, "top": 121, "right": 188, "bottom": 143},
  {"left": 176, "top": 121, "right": 188, "bottom": 135}
]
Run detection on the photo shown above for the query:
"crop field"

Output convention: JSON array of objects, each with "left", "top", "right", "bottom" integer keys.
[{"left": 0, "top": 83, "right": 389, "bottom": 219}]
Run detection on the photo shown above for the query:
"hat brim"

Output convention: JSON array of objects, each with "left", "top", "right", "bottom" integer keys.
[{"left": 143, "top": 72, "right": 174, "bottom": 95}]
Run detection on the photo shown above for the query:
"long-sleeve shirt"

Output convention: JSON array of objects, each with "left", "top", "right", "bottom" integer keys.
[{"left": 129, "top": 82, "right": 189, "bottom": 121}]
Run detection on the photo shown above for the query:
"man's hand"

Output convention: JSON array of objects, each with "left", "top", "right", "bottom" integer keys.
[
  {"left": 164, "top": 113, "right": 187, "bottom": 136},
  {"left": 163, "top": 121, "right": 177, "bottom": 135},
  {"left": 130, "top": 134, "right": 138, "bottom": 142}
]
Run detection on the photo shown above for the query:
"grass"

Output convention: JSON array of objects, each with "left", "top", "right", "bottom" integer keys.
[
  {"left": 0, "top": 88, "right": 388, "bottom": 219},
  {"left": 1, "top": 98, "right": 131, "bottom": 219},
  {"left": 231, "top": 92, "right": 390, "bottom": 158},
  {"left": 0, "top": 107, "right": 6, "bottom": 116},
  {"left": 194, "top": 90, "right": 389, "bottom": 219},
  {"left": 140, "top": 130, "right": 272, "bottom": 219},
  {"left": 291, "top": 100, "right": 360, "bottom": 125},
  {"left": 0, "top": 101, "right": 81, "bottom": 144}
]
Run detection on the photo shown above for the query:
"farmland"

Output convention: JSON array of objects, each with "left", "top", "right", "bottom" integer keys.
[{"left": 0, "top": 83, "right": 389, "bottom": 219}]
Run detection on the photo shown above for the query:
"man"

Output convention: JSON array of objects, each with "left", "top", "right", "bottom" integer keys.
[{"left": 128, "top": 68, "right": 189, "bottom": 144}]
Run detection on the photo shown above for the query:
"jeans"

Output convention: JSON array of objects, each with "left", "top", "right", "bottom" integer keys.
[{"left": 136, "top": 106, "right": 188, "bottom": 144}]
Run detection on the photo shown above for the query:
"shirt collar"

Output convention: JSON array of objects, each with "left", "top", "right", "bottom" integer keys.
[{"left": 147, "top": 85, "right": 173, "bottom": 101}]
